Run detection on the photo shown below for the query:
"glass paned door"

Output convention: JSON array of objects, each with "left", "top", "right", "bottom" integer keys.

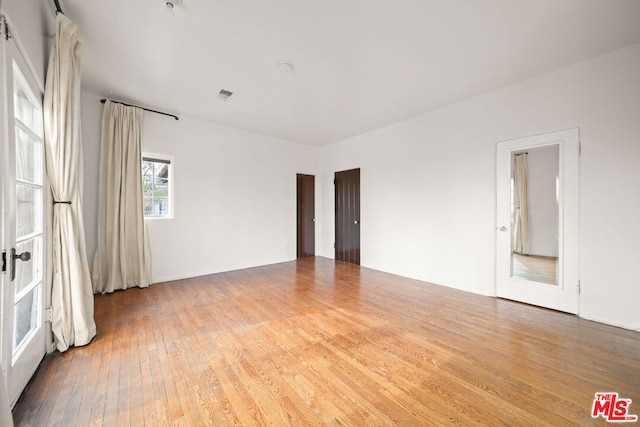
[
  {"left": 1, "top": 33, "right": 47, "bottom": 407},
  {"left": 13, "top": 60, "right": 44, "bottom": 355}
]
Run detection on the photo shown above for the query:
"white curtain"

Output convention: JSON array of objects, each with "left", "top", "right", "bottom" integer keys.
[
  {"left": 512, "top": 153, "right": 530, "bottom": 254},
  {"left": 43, "top": 14, "right": 97, "bottom": 352},
  {"left": 92, "top": 102, "right": 151, "bottom": 293}
]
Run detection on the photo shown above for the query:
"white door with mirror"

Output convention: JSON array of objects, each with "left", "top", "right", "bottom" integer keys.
[
  {"left": 496, "top": 129, "right": 579, "bottom": 314},
  {"left": 1, "top": 22, "right": 47, "bottom": 406}
]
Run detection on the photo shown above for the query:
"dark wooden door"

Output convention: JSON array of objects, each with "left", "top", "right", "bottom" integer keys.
[
  {"left": 297, "top": 174, "right": 315, "bottom": 258},
  {"left": 335, "top": 168, "right": 360, "bottom": 265}
]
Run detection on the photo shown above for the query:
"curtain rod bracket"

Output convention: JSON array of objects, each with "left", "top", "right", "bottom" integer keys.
[
  {"left": 54, "top": 0, "right": 64, "bottom": 15},
  {"left": 100, "top": 99, "right": 179, "bottom": 121}
]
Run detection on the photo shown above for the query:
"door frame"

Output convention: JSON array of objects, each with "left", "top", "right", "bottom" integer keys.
[{"left": 495, "top": 128, "right": 580, "bottom": 314}]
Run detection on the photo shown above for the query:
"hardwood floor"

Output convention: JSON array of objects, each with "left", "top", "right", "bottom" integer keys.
[{"left": 13, "top": 257, "right": 640, "bottom": 426}]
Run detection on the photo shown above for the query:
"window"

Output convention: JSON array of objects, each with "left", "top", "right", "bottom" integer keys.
[{"left": 142, "top": 156, "right": 172, "bottom": 218}]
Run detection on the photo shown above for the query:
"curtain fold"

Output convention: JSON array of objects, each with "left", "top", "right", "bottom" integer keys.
[
  {"left": 43, "top": 14, "right": 97, "bottom": 352},
  {"left": 512, "top": 153, "right": 530, "bottom": 254},
  {"left": 92, "top": 102, "right": 151, "bottom": 293}
]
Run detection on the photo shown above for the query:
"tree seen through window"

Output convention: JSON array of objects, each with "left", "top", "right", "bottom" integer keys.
[{"left": 142, "top": 157, "right": 171, "bottom": 217}]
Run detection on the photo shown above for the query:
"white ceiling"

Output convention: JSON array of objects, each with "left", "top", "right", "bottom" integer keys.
[{"left": 61, "top": 0, "right": 640, "bottom": 146}]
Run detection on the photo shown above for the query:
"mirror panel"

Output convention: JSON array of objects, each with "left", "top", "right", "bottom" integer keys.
[{"left": 510, "top": 144, "right": 559, "bottom": 285}]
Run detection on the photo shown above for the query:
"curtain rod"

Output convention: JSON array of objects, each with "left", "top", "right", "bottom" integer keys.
[
  {"left": 100, "top": 99, "right": 179, "bottom": 121},
  {"left": 54, "top": 0, "right": 64, "bottom": 15}
]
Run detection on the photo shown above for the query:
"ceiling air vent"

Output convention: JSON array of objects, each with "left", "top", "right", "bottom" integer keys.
[{"left": 217, "top": 89, "right": 233, "bottom": 101}]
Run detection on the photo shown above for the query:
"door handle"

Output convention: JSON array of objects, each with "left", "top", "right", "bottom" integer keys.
[
  {"left": 499, "top": 226, "right": 507, "bottom": 232},
  {"left": 10, "top": 248, "right": 31, "bottom": 282},
  {"left": 354, "top": 220, "right": 359, "bottom": 225}
]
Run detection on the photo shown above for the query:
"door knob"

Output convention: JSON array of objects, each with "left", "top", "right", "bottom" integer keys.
[
  {"left": 499, "top": 226, "right": 507, "bottom": 232},
  {"left": 354, "top": 220, "right": 359, "bottom": 225},
  {"left": 13, "top": 250, "right": 31, "bottom": 262},
  {"left": 10, "top": 248, "right": 31, "bottom": 281}
]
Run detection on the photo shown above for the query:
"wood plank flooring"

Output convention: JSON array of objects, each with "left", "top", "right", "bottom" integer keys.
[{"left": 13, "top": 257, "right": 640, "bottom": 426}]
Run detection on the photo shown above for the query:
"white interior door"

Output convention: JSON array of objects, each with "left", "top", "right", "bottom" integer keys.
[
  {"left": 1, "top": 23, "right": 47, "bottom": 406},
  {"left": 496, "top": 129, "right": 580, "bottom": 314}
]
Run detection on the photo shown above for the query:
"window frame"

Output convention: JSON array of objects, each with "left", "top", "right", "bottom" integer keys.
[{"left": 142, "top": 154, "right": 173, "bottom": 220}]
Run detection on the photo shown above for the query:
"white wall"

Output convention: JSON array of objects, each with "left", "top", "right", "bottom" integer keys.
[
  {"left": 81, "top": 92, "right": 319, "bottom": 283},
  {"left": 81, "top": 93, "right": 102, "bottom": 264},
  {"left": 319, "top": 43, "right": 640, "bottom": 331},
  {"left": 1, "top": 0, "right": 53, "bottom": 89}
]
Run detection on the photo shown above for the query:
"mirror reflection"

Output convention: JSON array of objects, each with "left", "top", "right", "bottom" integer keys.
[{"left": 510, "top": 145, "right": 559, "bottom": 285}]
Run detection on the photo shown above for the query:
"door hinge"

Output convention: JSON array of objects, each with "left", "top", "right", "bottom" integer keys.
[
  {"left": 577, "top": 280, "right": 581, "bottom": 294},
  {"left": 45, "top": 307, "right": 53, "bottom": 323},
  {"left": 578, "top": 141, "right": 582, "bottom": 156},
  {"left": 1, "top": 250, "right": 6, "bottom": 273}
]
